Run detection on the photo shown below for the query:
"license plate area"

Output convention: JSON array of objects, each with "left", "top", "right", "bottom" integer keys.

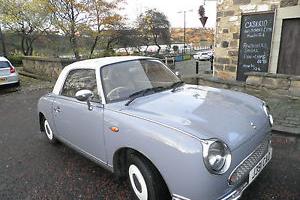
[
  {"left": 0, "top": 77, "right": 7, "bottom": 83},
  {"left": 248, "top": 148, "right": 272, "bottom": 184}
]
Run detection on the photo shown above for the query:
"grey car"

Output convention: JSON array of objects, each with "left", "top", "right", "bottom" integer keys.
[{"left": 38, "top": 56, "right": 273, "bottom": 200}]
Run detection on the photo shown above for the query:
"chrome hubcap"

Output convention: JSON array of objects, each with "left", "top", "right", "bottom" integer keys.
[{"left": 44, "top": 120, "right": 53, "bottom": 140}]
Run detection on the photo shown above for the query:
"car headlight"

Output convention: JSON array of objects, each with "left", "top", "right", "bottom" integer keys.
[
  {"left": 202, "top": 139, "right": 231, "bottom": 175},
  {"left": 263, "top": 102, "right": 273, "bottom": 126}
]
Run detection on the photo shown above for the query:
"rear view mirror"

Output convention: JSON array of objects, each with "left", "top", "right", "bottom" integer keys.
[{"left": 75, "top": 90, "right": 94, "bottom": 110}]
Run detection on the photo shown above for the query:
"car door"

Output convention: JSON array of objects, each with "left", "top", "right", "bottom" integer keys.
[{"left": 53, "top": 69, "right": 106, "bottom": 163}]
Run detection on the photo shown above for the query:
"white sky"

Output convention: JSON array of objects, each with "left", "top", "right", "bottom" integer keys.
[{"left": 121, "top": 0, "right": 217, "bottom": 28}]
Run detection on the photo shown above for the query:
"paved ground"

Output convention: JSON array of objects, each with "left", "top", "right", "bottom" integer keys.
[
  {"left": 0, "top": 75, "right": 53, "bottom": 95},
  {"left": 0, "top": 78, "right": 300, "bottom": 200}
]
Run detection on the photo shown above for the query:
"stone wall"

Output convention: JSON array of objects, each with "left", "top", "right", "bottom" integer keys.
[
  {"left": 182, "top": 72, "right": 300, "bottom": 134},
  {"left": 22, "top": 56, "right": 75, "bottom": 81},
  {"left": 214, "top": 0, "right": 300, "bottom": 80}
]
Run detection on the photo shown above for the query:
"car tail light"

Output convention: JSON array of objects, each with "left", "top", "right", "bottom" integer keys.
[{"left": 10, "top": 66, "right": 15, "bottom": 73}]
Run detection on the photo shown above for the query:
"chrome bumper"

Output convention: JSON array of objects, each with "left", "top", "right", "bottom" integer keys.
[
  {"left": 172, "top": 182, "right": 246, "bottom": 200},
  {"left": 219, "top": 182, "right": 248, "bottom": 200}
]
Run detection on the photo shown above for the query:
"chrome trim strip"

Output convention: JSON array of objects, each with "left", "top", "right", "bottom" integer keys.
[
  {"left": 172, "top": 194, "right": 191, "bottom": 200},
  {"left": 219, "top": 182, "right": 247, "bottom": 200},
  {"left": 227, "top": 135, "right": 271, "bottom": 185},
  {"left": 106, "top": 108, "right": 206, "bottom": 143}
]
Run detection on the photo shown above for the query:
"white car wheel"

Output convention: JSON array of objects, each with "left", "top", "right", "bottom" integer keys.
[
  {"left": 44, "top": 120, "right": 54, "bottom": 141},
  {"left": 129, "top": 164, "right": 148, "bottom": 200}
]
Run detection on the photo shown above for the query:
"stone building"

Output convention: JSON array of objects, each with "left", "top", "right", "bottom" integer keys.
[{"left": 214, "top": 0, "right": 300, "bottom": 80}]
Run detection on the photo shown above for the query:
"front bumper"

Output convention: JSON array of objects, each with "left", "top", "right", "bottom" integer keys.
[
  {"left": 218, "top": 182, "right": 247, "bottom": 200},
  {"left": 172, "top": 137, "right": 272, "bottom": 200},
  {"left": 172, "top": 182, "right": 246, "bottom": 200}
]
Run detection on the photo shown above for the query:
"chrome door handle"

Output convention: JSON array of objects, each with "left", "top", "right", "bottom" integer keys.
[{"left": 54, "top": 106, "right": 61, "bottom": 113}]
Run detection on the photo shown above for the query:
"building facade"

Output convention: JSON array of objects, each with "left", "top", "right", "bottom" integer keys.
[{"left": 214, "top": 0, "right": 300, "bottom": 80}]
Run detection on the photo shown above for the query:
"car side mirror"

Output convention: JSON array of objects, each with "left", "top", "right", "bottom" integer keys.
[{"left": 75, "top": 89, "right": 94, "bottom": 111}]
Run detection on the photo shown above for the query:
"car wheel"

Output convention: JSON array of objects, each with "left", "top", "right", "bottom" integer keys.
[
  {"left": 128, "top": 154, "right": 170, "bottom": 200},
  {"left": 43, "top": 119, "right": 57, "bottom": 144}
]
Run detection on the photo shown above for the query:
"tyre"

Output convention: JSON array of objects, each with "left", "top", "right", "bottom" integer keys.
[
  {"left": 127, "top": 153, "right": 170, "bottom": 200},
  {"left": 43, "top": 118, "right": 58, "bottom": 144},
  {"left": 14, "top": 81, "right": 20, "bottom": 87}
]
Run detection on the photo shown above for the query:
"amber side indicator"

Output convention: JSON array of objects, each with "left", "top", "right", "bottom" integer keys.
[{"left": 111, "top": 127, "right": 119, "bottom": 132}]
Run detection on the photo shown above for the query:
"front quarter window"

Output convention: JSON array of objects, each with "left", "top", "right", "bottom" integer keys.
[{"left": 101, "top": 59, "right": 180, "bottom": 103}]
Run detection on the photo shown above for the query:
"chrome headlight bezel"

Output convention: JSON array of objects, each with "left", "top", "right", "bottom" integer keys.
[
  {"left": 262, "top": 102, "right": 273, "bottom": 126},
  {"left": 202, "top": 139, "right": 231, "bottom": 175}
]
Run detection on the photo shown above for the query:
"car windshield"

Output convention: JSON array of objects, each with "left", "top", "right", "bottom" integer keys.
[
  {"left": 0, "top": 61, "right": 10, "bottom": 68},
  {"left": 101, "top": 59, "right": 181, "bottom": 103}
]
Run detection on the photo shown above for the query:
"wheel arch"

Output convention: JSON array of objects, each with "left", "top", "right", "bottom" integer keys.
[
  {"left": 39, "top": 112, "right": 46, "bottom": 132},
  {"left": 112, "top": 147, "right": 172, "bottom": 196}
]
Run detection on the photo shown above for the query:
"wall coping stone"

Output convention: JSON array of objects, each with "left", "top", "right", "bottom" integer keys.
[
  {"left": 245, "top": 72, "right": 300, "bottom": 80},
  {"left": 188, "top": 74, "right": 246, "bottom": 87},
  {"left": 23, "top": 56, "right": 78, "bottom": 64}
]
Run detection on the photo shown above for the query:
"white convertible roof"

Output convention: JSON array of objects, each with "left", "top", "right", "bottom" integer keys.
[
  {"left": 64, "top": 56, "right": 153, "bottom": 70},
  {"left": 53, "top": 56, "right": 154, "bottom": 95}
]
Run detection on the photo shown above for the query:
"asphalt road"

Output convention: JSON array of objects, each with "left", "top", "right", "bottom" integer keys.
[{"left": 0, "top": 88, "right": 299, "bottom": 200}]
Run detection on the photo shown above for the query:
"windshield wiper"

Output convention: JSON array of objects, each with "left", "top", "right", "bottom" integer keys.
[
  {"left": 170, "top": 81, "right": 185, "bottom": 92},
  {"left": 125, "top": 86, "right": 165, "bottom": 106}
]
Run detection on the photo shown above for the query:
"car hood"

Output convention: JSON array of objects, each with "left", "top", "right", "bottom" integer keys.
[{"left": 117, "top": 84, "right": 270, "bottom": 150}]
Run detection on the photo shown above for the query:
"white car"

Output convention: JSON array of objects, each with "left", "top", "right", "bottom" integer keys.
[
  {"left": 0, "top": 57, "right": 19, "bottom": 87},
  {"left": 193, "top": 52, "right": 211, "bottom": 61}
]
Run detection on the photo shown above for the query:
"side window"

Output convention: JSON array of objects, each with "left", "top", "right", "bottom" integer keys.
[{"left": 61, "top": 69, "right": 100, "bottom": 102}]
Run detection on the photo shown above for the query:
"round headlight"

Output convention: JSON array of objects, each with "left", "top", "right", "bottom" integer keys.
[{"left": 202, "top": 139, "right": 231, "bottom": 175}]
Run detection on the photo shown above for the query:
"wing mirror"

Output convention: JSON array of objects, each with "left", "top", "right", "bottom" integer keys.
[{"left": 75, "top": 89, "right": 94, "bottom": 111}]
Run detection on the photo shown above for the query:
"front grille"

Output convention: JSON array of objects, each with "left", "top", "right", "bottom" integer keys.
[{"left": 228, "top": 137, "right": 270, "bottom": 185}]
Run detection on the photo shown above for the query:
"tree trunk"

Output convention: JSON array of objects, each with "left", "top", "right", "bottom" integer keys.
[
  {"left": 89, "top": 35, "right": 99, "bottom": 59},
  {"left": 27, "top": 38, "right": 34, "bottom": 56},
  {"left": 124, "top": 46, "right": 129, "bottom": 55},
  {"left": 106, "top": 39, "right": 112, "bottom": 50},
  {"left": 21, "top": 35, "right": 34, "bottom": 56},
  {"left": 153, "top": 34, "right": 161, "bottom": 55},
  {"left": 0, "top": 26, "right": 7, "bottom": 57},
  {"left": 21, "top": 36, "right": 30, "bottom": 56},
  {"left": 70, "top": 35, "right": 80, "bottom": 60},
  {"left": 156, "top": 44, "right": 161, "bottom": 54},
  {"left": 69, "top": 2, "right": 80, "bottom": 60}
]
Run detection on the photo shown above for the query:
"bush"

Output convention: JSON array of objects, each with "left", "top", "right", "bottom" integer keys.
[
  {"left": 7, "top": 55, "right": 23, "bottom": 67},
  {"left": 183, "top": 54, "right": 191, "bottom": 60}
]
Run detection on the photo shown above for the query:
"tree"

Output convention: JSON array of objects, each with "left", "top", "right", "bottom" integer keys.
[
  {"left": 0, "top": 0, "right": 51, "bottom": 56},
  {"left": 117, "top": 28, "right": 140, "bottom": 55},
  {"left": 48, "top": 0, "right": 89, "bottom": 59},
  {"left": 0, "top": 25, "right": 7, "bottom": 56},
  {"left": 137, "top": 9, "right": 170, "bottom": 54},
  {"left": 101, "top": 19, "right": 124, "bottom": 51},
  {"left": 86, "top": 0, "right": 123, "bottom": 58}
]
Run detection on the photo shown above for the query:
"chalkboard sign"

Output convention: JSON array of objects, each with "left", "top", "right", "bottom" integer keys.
[{"left": 237, "top": 12, "right": 274, "bottom": 81}]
